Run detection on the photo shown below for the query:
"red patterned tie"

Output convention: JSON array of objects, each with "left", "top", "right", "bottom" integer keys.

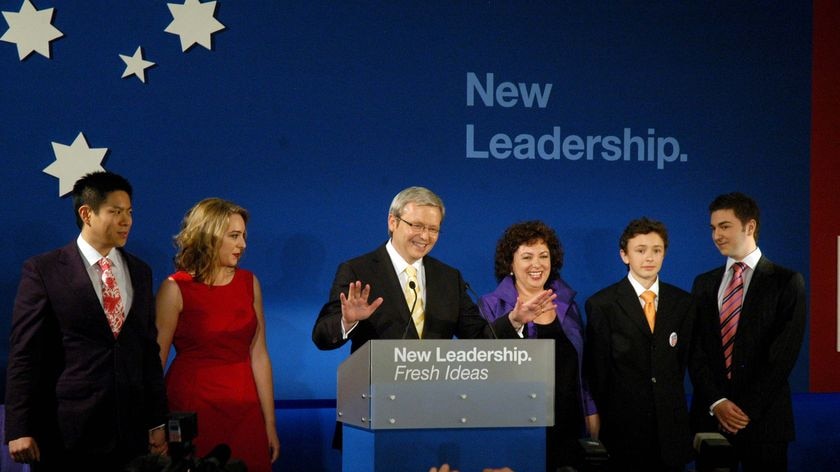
[
  {"left": 720, "top": 262, "right": 745, "bottom": 379},
  {"left": 98, "top": 257, "right": 125, "bottom": 337}
]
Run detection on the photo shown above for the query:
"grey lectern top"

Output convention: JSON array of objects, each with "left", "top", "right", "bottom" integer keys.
[{"left": 337, "top": 339, "right": 555, "bottom": 429}]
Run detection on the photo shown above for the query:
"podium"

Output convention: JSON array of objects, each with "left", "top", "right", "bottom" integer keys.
[{"left": 337, "top": 339, "right": 555, "bottom": 471}]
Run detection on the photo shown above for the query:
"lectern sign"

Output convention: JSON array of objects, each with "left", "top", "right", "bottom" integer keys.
[
  {"left": 392, "top": 344, "right": 538, "bottom": 381},
  {"left": 337, "top": 339, "right": 555, "bottom": 430}
]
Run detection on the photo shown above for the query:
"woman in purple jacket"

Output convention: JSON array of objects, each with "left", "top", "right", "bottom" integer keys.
[{"left": 479, "top": 221, "right": 599, "bottom": 471}]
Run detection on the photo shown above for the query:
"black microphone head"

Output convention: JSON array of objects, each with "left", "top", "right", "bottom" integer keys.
[
  {"left": 402, "top": 280, "right": 419, "bottom": 339},
  {"left": 203, "top": 443, "right": 231, "bottom": 465}
]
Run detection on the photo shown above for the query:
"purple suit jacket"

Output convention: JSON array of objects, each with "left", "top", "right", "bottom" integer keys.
[
  {"left": 479, "top": 276, "right": 596, "bottom": 416},
  {"left": 4, "top": 241, "right": 167, "bottom": 461}
]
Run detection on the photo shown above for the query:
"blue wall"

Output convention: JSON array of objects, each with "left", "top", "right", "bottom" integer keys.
[{"left": 0, "top": 1, "right": 811, "bottom": 468}]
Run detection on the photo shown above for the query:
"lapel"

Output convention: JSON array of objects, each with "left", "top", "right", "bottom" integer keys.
[
  {"left": 737, "top": 256, "right": 773, "bottom": 340},
  {"left": 118, "top": 247, "right": 139, "bottom": 334},
  {"left": 422, "top": 257, "right": 439, "bottom": 319},
  {"left": 421, "top": 257, "right": 447, "bottom": 339},
  {"left": 702, "top": 266, "right": 728, "bottom": 369},
  {"left": 372, "top": 245, "right": 416, "bottom": 337},
  {"left": 616, "top": 277, "right": 652, "bottom": 338},
  {"left": 656, "top": 284, "right": 674, "bottom": 333},
  {"left": 704, "top": 266, "right": 726, "bottom": 319},
  {"left": 58, "top": 241, "right": 115, "bottom": 340}
]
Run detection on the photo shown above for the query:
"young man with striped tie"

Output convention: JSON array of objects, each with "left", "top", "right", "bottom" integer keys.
[{"left": 689, "top": 192, "right": 806, "bottom": 472}]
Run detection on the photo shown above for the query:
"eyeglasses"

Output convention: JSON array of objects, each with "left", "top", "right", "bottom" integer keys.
[{"left": 396, "top": 216, "right": 441, "bottom": 236}]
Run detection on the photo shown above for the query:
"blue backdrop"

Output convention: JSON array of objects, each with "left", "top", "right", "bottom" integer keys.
[{"left": 0, "top": 0, "right": 811, "bottom": 468}]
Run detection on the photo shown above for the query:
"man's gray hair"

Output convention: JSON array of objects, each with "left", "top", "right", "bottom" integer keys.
[{"left": 389, "top": 186, "right": 445, "bottom": 220}]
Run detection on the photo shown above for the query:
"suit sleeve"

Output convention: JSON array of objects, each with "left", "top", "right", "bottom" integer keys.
[
  {"left": 455, "top": 274, "right": 517, "bottom": 339},
  {"left": 688, "top": 276, "right": 725, "bottom": 409},
  {"left": 477, "top": 293, "right": 521, "bottom": 339},
  {"left": 312, "top": 262, "right": 356, "bottom": 350},
  {"left": 739, "top": 272, "right": 806, "bottom": 422},
  {"left": 569, "top": 301, "right": 598, "bottom": 416},
  {"left": 678, "top": 296, "right": 696, "bottom": 376},
  {"left": 139, "top": 267, "right": 168, "bottom": 429},
  {"left": 4, "top": 259, "right": 55, "bottom": 441},
  {"left": 583, "top": 297, "right": 610, "bottom": 414}
]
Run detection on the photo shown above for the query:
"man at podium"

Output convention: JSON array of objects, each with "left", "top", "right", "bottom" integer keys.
[{"left": 313, "top": 186, "right": 535, "bottom": 354}]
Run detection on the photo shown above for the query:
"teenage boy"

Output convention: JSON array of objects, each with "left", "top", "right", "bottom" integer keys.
[{"left": 585, "top": 217, "right": 694, "bottom": 471}]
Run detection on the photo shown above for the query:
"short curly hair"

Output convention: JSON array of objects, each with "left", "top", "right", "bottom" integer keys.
[{"left": 494, "top": 220, "right": 564, "bottom": 283}]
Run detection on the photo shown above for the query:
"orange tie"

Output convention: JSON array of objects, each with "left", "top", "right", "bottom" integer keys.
[{"left": 641, "top": 290, "right": 656, "bottom": 332}]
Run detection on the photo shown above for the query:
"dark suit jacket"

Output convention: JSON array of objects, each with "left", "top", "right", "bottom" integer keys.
[
  {"left": 689, "top": 256, "right": 805, "bottom": 443},
  {"left": 4, "top": 242, "right": 167, "bottom": 463},
  {"left": 584, "top": 277, "right": 695, "bottom": 467},
  {"left": 312, "top": 244, "right": 516, "bottom": 352}
]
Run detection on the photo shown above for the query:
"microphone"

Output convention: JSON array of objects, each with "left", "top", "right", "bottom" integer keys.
[
  {"left": 200, "top": 443, "right": 232, "bottom": 466},
  {"left": 465, "top": 282, "right": 498, "bottom": 339},
  {"left": 401, "top": 280, "right": 418, "bottom": 339}
]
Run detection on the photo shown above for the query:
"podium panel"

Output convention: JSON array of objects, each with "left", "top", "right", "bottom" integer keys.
[
  {"left": 337, "top": 339, "right": 555, "bottom": 429},
  {"left": 337, "top": 339, "right": 554, "bottom": 472},
  {"left": 343, "top": 424, "right": 545, "bottom": 472}
]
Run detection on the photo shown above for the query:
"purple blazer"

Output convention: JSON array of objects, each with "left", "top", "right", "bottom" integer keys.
[{"left": 479, "top": 275, "right": 597, "bottom": 416}]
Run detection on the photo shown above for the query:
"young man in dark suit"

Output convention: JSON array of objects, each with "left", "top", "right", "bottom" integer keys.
[
  {"left": 689, "top": 192, "right": 805, "bottom": 472},
  {"left": 585, "top": 217, "right": 694, "bottom": 471},
  {"left": 5, "top": 172, "right": 167, "bottom": 471},
  {"left": 312, "top": 186, "right": 540, "bottom": 353}
]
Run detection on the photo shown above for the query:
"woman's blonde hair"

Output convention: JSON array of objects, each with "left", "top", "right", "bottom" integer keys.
[{"left": 174, "top": 198, "right": 249, "bottom": 283}]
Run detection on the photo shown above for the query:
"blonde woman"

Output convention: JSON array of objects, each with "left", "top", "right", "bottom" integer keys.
[{"left": 156, "top": 198, "right": 279, "bottom": 470}]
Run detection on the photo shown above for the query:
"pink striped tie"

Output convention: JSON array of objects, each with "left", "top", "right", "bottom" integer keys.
[
  {"left": 98, "top": 257, "right": 126, "bottom": 337},
  {"left": 720, "top": 262, "right": 745, "bottom": 379}
]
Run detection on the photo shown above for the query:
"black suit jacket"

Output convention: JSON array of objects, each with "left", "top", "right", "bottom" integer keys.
[
  {"left": 584, "top": 277, "right": 695, "bottom": 467},
  {"left": 4, "top": 242, "right": 167, "bottom": 462},
  {"left": 312, "top": 244, "right": 516, "bottom": 352},
  {"left": 689, "top": 256, "right": 805, "bottom": 443}
]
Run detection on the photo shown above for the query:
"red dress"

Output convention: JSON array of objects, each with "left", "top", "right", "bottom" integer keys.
[{"left": 165, "top": 269, "right": 271, "bottom": 471}]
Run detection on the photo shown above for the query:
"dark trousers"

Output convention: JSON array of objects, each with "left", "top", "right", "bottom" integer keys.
[
  {"left": 31, "top": 444, "right": 146, "bottom": 472},
  {"left": 736, "top": 441, "right": 789, "bottom": 472}
]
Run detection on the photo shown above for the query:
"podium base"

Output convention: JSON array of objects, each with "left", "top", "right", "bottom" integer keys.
[{"left": 342, "top": 424, "right": 545, "bottom": 472}]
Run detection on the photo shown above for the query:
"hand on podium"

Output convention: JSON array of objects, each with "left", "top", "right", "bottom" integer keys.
[{"left": 429, "top": 464, "right": 515, "bottom": 472}]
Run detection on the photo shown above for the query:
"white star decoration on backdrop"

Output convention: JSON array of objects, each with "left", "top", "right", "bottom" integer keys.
[
  {"left": 0, "top": 0, "right": 63, "bottom": 60},
  {"left": 165, "top": 0, "right": 225, "bottom": 52},
  {"left": 119, "top": 46, "right": 155, "bottom": 83},
  {"left": 1, "top": 1, "right": 230, "bottom": 196},
  {"left": 43, "top": 133, "right": 108, "bottom": 196}
]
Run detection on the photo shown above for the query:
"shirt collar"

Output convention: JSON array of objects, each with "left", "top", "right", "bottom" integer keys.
[
  {"left": 726, "top": 247, "right": 762, "bottom": 271},
  {"left": 76, "top": 234, "right": 120, "bottom": 267},
  {"left": 386, "top": 239, "right": 422, "bottom": 273},
  {"left": 626, "top": 272, "right": 660, "bottom": 298}
]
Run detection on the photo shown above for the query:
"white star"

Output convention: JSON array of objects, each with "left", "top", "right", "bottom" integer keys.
[
  {"left": 164, "top": 0, "right": 225, "bottom": 52},
  {"left": 119, "top": 46, "right": 155, "bottom": 83},
  {"left": 0, "top": 0, "right": 63, "bottom": 60},
  {"left": 43, "top": 132, "right": 108, "bottom": 196}
]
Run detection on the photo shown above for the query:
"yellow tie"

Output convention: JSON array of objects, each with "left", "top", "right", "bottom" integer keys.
[
  {"left": 404, "top": 265, "right": 425, "bottom": 338},
  {"left": 641, "top": 290, "right": 656, "bottom": 332}
]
